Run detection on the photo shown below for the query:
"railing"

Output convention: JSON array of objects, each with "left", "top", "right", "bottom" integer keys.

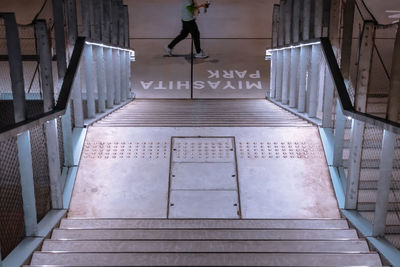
[
  {"left": 267, "top": 32, "right": 400, "bottom": 263},
  {"left": 0, "top": 11, "right": 134, "bottom": 266}
]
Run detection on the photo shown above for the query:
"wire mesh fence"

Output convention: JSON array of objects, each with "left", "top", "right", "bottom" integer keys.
[
  {"left": 30, "top": 125, "right": 51, "bottom": 222},
  {"left": 0, "top": 136, "right": 26, "bottom": 259}
]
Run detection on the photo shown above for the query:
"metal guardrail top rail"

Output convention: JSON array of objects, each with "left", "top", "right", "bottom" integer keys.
[
  {"left": 0, "top": 36, "right": 135, "bottom": 141},
  {"left": 267, "top": 37, "right": 400, "bottom": 134}
]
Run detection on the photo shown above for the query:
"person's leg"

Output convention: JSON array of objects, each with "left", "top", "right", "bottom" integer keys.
[
  {"left": 168, "top": 21, "right": 190, "bottom": 49},
  {"left": 188, "top": 20, "right": 202, "bottom": 53}
]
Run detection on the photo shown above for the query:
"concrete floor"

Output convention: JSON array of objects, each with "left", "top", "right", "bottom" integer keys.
[
  {"left": 132, "top": 39, "right": 269, "bottom": 99},
  {"left": 68, "top": 126, "right": 340, "bottom": 219}
]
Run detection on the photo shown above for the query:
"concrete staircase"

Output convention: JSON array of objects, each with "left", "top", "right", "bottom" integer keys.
[
  {"left": 93, "top": 99, "right": 312, "bottom": 127},
  {"left": 27, "top": 218, "right": 383, "bottom": 266}
]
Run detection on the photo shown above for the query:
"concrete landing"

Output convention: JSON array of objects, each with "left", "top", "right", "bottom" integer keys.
[{"left": 68, "top": 127, "right": 340, "bottom": 219}]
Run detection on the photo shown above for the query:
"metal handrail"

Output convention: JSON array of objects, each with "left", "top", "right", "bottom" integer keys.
[
  {"left": 0, "top": 36, "right": 135, "bottom": 142},
  {"left": 267, "top": 37, "right": 400, "bottom": 134}
]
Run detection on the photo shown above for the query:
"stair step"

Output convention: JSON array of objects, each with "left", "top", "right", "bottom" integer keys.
[
  {"left": 29, "top": 252, "right": 382, "bottom": 266},
  {"left": 93, "top": 99, "right": 311, "bottom": 127},
  {"left": 41, "top": 240, "right": 370, "bottom": 253},
  {"left": 51, "top": 229, "right": 359, "bottom": 240},
  {"left": 59, "top": 219, "right": 349, "bottom": 230}
]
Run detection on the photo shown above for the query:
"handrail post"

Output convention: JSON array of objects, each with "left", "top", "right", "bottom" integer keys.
[
  {"left": 52, "top": 0, "right": 73, "bottom": 167},
  {"left": 308, "top": 44, "right": 322, "bottom": 117},
  {"left": 345, "top": 22, "right": 375, "bottom": 209},
  {"left": 35, "top": 20, "right": 63, "bottom": 209},
  {"left": 340, "top": 0, "right": 355, "bottom": 80},
  {"left": 67, "top": 0, "right": 84, "bottom": 127},
  {"left": 92, "top": 0, "right": 106, "bottom": 113},
  {"left": 333, "top": 99, "right": 346, "bottom": 166},
  {"left": 269, "top": 5, "right": 279, "bottom": 99},
  {"left": 281, "top": 0, "right": 292, "bottom": 105},
  {"left": 2, "top": 13, "right": 38, "bottom": 235},
  {"left": 322, "top": 60, "right": 335, "bottom": 128}
]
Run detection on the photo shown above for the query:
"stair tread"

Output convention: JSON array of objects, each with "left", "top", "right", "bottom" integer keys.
[
  {"left": 51, "top": 229, "right": 359, "bottom": 240},
  {"left": 41, "top": 239, "right": 370, "bottom": 253},
  {"left": 29, "top": 252, "right": 382, "bottom": 266},
  {"left": 60, "top": 219, "right": 349, "bottom": 229}
]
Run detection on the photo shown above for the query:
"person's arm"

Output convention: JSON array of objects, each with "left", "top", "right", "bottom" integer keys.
[{"left": 186, "top": 1, "right": 209, "bottom": 15}]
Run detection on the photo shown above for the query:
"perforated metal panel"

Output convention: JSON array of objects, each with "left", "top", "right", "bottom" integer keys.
[
  {"left": 30, "top": 125, "right": 51, "bottom": 221},
  {"left": 0, "top": 137, "right": 26, "bottom": 258},
  {"left": 57, "top": 118, "right": 65, "bottom": 171}
]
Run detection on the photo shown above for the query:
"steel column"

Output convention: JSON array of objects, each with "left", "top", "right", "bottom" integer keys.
[
  {"left": 278, "top": 0, "right": 285, "bottom": 46},
  {"left": 92, "top": 0, "right": 102, "bottom": 41},
  {"left": 313, "top": 0, "right": 324, "bottom": 38},
  {"left": 387, "top": 24, "right": 400, "bottom": 122},
  {"left": 307, "top": 44, "right": 322, "bottom": 117},
  {"left": 35, "top": 20, "right": 55, "bottom": 111},
  {"left": 111, "top": 0, "right": 119, "bottom": 45},
  {"left": 333, "top": 100, "right": 346, "bottom": 167},
  {"left": 17, "top": 131, "right": 37, "bottom": 235},
  {"left": 270, "top": 5, "right": 280, "bottom": 98},
  {"left": 289, "top": 48, "right": 300, "bottom": 107},
  {"left": 340, "top": 0, "right": 355, "bottom": 80},
  {"left": 345, "top": 119, "right": 365, "bottom": 209},
  {"left": 298, "top": 46, "right": 311, "bottom": 112},
  {"left": 302, "top": 0, "right": 311, "bottom": 40},
  {"left": 35, "top": 20, "right": 63, "bottom": 208},
  {"left": 270, "top": 51, "right": 277, "bottom": 98},
  {"left": 284, "top": 0, "right": 292, "bottom": 45},
  {"left": 52, "top": 0, "right": 67, "bottom": 86},
  {"left": 84, "top": 44, "right": 96, "bottom": 118},
  {"left": 102, "top": 0, "right": 112, "bottom": 43},
  {"left": 292, "top": 0, "right": 300, "bottom": 43},
  {"left": 80, "top": 0, "right": 91, "bottom": 38},
  {"left": 44, "top": 119, "right": 63, "bottom": 209},
  {"left": 126, "top": 51, "right": 132, "bottom": 98},
  {"left": 113, "top": 50, "right": 121, "bottom": 104},
  {"left": 66, "top": 0, "right": 78, "bottom": 53},
  {"left": 345, "top": 22, "right": 375, "bottom": 209},
  {"left": 2, "top": 13, "right": 38, "bottom": 236},
  {"left": 120, "top": 50, "right": 127, "bottom": 101},
  {"left": 123, "top": 5, "right": 130, "bottom": 47},
  {"left": 105, "top": 48, "right": 115, "bottom": 108},
  {"left": 372, "top": 130, "right": 396, "bottom": 237},
  {"left": 52, "top": 0, "right": 73, "bottom": 166},
  {"left": 282, "top": 49, "right": 291, "bottom": 104},
  {"left": 95, "top": 46, "right": 106, "bottom": 112},
  {"left": 118, "top": 6, "right": 125, "bottom": 46},
  {"left": 61, "top": 106, "right": 74, "bottom": 167},
  {"left": 329, "top": 0, "right": 342, "bottom": 59},
  {"left": 3, "top": 13, "right": 26, "bottom": 123},
  {"left": 275, "top": 50, "right": 284, "bottom": 101}
]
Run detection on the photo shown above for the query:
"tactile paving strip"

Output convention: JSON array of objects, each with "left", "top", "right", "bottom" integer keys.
[
  {"left": 83, "top": 141, "right": 169, "bottom": 160},
  {"left": 238, "top": 141, "right": 324, "bottom": 159},
  {"left": 172, "top": 139, "right": 234, "bottom": 162}
]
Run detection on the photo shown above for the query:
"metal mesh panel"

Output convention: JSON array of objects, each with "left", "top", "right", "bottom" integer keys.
[
  {"left": 387, "top": 135, "right": 400, "bottom": 240},
  {"left": 30, "top": 125, "right": 51, "bottom": 222},
  {"left": 57, "top": 117, "right": 65, "bottom": 171},
  {"left": 0, "top": 137, "right": 26, "bottom": 258}
]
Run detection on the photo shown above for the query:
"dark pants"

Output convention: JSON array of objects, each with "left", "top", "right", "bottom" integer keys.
[{"left": 168, "top": 19, "right": 201, "bottom": 53}]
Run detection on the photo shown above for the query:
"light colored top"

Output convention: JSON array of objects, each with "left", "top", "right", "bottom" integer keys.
[{"left": 181, "top": 0, "right": 195, "bottom": 21}]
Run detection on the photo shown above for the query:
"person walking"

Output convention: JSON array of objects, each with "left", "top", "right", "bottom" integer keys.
[{"left": 165, "top": 0, "right": 209, "bottom": 59}]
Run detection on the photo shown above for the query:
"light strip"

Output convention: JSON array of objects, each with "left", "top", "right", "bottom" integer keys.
[
  {"left": 85, "top": 41, "right": 135, "bottom": 61},
  {"left": 266, "top": 41, "right": 321, "bottom": 54}
]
